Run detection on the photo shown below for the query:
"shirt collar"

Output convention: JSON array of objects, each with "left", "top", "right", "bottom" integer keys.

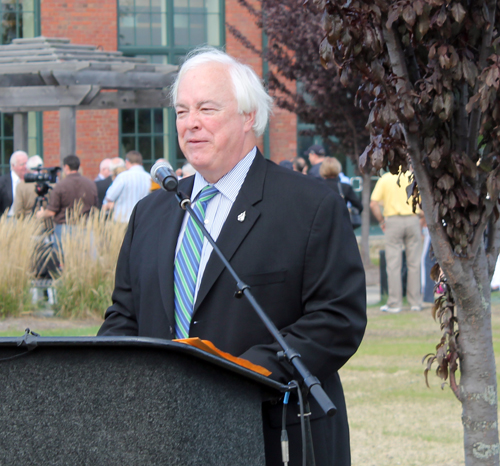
[
  {"left": 191, "top": 146, "right": 257, "bottom": 202},
  {"left": 11, "top": 170, "right": 20, "bottom": 184},
  {"left": 128, "top": 165, "right": 145, "bottom": 172}
]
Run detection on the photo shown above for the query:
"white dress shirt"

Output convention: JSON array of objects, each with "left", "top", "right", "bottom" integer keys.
[
  {"left": 8, "top": 171, "right": 20, "bottom": 217},
  {"left": 176, "top": 146, "right": 257, "bottom": 301}
]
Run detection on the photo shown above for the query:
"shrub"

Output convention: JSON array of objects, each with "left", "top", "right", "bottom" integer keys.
[
  {"left": 52, "top": 210, "right": 127, "bottom": 319},
  {"left": 0, "top": 214, "right": 44, "bottom": 317}
]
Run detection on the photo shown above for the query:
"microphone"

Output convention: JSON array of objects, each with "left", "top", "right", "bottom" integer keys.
[{"left": 151, "top": 160, "right": 178, "bottom": 192}]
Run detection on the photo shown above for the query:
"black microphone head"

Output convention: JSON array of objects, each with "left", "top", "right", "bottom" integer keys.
[
  {"left": 151, "top": 160, "right": 178, "bottom": 192},
  {"left": 150, "top": 159, "right": 172, "bottom": 180}
]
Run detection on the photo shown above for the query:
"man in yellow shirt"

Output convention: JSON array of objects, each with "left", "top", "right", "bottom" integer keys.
[{"left": 370, "top": 171, "right": 422, "bottom": 313}]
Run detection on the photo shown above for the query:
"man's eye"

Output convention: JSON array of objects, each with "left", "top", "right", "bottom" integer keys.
[
  {"left": 201, "top": 107, "right": 216, "bottom": 113},
  {"left": 176, "top": 109, "right": 187, "bottom": 117}
]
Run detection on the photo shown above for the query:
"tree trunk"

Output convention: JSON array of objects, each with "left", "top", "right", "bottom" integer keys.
[
  {"left": 360, "top": 171, "right": 371, "bottom": 265},
  {"left": 382, "top": 21, "right": 500, "bottom": 465},
  {"left": 454, "top": 249, "right": 499, "bottom": 465}
]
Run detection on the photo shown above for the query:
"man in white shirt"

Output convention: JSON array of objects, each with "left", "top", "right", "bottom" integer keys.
[
  {"left": 103, "top": 151, "right": 151, "bottom": 222},
  {"left": 0, "top": 151, "right": 28, "bottom": 217}
]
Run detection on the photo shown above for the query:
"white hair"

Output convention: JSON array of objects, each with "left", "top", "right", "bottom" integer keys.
[
  {"left": 27, "top": 155, "right": 43, "bottom": 170},
  {"left": 100, "top": 158, "right": 111, "bottom": 171},
  {"left": 109, "top": 157, "right": 125, "bottom": 171},
  {"left": 170, "top": 46, "right": 273, "bottom": 137},
  {"left": 10, "top": 150, "right": 28, "bottom": 167}
]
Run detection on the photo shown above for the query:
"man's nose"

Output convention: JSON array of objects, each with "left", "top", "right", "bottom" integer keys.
[{"left": 184, "top": 110, "right": 201, "bottom": 129}]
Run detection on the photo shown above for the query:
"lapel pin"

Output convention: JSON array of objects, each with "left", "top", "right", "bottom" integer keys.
[{"left": 237, "top": 211, "right": 246, "bottom": 222}]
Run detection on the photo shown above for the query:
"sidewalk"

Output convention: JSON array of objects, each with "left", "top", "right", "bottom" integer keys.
[
  {"left": 367, "top": 284, "right": 381, "bottom": 306},
  {"left": 365, "top": 264, "right": 381, "bottom": 306}
]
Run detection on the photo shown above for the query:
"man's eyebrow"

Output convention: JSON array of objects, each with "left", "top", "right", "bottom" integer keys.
[
  {"left": 175, "top": 100, "right": 221, "bottom": 109},
  {"left": 198, "top": 100, "right": 220, "bottom": 107}
]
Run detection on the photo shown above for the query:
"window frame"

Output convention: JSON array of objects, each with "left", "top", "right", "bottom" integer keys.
[{"left": 116, "top": 0, "right": 225, "bottom": 170}]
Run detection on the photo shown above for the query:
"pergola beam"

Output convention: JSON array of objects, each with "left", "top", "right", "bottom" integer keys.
[
  {"left": 0, "top": 37, "right": 178, "bottom": 166},
  {"left": 0, "top": 89, "right": 171, "bottom": 112},
  {"left": 0, "top": 85, "right": 95, "bottom": 107}
]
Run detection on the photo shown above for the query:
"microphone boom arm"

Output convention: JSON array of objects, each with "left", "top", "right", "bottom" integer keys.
[{"left": 175, "top": 191, "right": 336, "bottom": 417}]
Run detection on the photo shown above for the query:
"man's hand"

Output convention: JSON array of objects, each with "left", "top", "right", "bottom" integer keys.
[
  {"left": 35, "top": 207, "right": 55, "bottom": 220},
  {"left": 369, "top": 200, "right": 385, "bottom": 232},
  {"left": 102, "top": 201, "right": 114, "bottom": 211}
]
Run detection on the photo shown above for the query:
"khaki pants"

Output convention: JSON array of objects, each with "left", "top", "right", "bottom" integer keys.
[{"left": 385, "top": 215, "right": 422, "bottom": 308}]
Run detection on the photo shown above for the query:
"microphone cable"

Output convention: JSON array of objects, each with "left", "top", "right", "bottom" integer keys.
[{"left": 281, "top": 389, "right": 291, "bottom": 465}]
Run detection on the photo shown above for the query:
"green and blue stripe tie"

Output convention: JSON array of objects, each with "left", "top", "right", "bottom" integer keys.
[{"left": 174, "top": 185, "right": 219, "bottom": 339}]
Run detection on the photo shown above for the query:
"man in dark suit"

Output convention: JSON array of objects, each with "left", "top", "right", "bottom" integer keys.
[
  {"left": 98, "top": 47, "right": 366, "bottom": 465},
  {"left": 95, "top": 157, "right": 126, "bottom": 209},
  {"left": 0, "top": 150, "right": 28, "bottom": 216}
]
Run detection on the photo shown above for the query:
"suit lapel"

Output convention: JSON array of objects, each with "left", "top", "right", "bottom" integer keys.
[
  {"left": 6, "top": 174, "right": 12, "bottom": 206},
  {"left": 157, "top": 177, "right": 194, "bottom": 327},
  {"left": 194, "top": 152, "right": 267, "bottom": 312}
]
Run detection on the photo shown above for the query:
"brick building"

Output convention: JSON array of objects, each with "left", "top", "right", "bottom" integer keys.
[{"left": 0, "top": 0, "right": 298, "bottom": 178}]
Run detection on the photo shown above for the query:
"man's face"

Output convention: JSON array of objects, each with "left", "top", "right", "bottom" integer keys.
[
  {"left": 308, "top": 152, "right": 319, "bottom": 166},
  {"left": 175, "top": 62, "right": 255, "bottom": 183},
  {"left": 12, "top": 154, "right": 28, "bottom": 179}
]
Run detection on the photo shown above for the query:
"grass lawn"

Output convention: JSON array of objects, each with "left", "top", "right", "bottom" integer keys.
[
  {"left": 0, "top": 326, "right": 101, "bottom": 338},
  {"left": 1, "top": 294, "right": 498, "bottom": 465},
  {"left": 343, "top": 296, "right": 500, "bottom": 466}
]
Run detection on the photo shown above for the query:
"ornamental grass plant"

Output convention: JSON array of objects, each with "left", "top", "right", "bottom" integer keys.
[
  {"left": 0, "top": 214, "right": 44, "bottom": 317},
  {"left": 52, "top": 209, "right": 127, "bottom": 319}
]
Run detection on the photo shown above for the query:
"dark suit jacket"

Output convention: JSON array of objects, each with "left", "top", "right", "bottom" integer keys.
[
  {"left": 95, "top": 175, "right": 113, "bottom": 209},
  {"left": 98, "top": 152, "right": 366, "bottom": 465},
  {"left": 0, "top": 173, "right": 13, "bottom": 216},
  {"left": 323, "top": 177, "right": 363, "bottom": 212}
]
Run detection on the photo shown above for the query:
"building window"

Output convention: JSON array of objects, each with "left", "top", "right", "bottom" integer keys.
[
  {"left": 0, "top": 0, "right": 41, "bottom": 174},
  {"left": 117, "top": 0, "right": 224, "bottom": 170},
  {"left": 120, "top": 108, "right": 170, "bottom": 172},
  {"left": 0, "top": 114, "right": 13, "bottom": 173},
  {"left": 118, "top": 0, "right": 221, "bottom": 51},
  {"left": 1, "top": 0, "right": 37, "bottom": 45}
]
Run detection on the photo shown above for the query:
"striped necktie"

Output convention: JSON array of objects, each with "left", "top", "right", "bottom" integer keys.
[{"left": 174, "top": 185, "right": 219, "bottom": 339}]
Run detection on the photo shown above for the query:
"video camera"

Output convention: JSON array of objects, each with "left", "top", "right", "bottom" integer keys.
[{"left": 24, "top": 166, "right": 60, "bottom": 197}]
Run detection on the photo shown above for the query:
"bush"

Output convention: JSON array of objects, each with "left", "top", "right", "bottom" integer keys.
[
  {"left": 52, "top": 210, "right": 127, "bottom": 319},
  {"left": 0, "top": 214, "right": 45, "bottom": 317}
]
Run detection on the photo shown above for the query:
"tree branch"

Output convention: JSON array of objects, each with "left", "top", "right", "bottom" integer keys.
[
  {"left": 382, "top": 20, "right": 466, "bottom": 283},
  {"left": 467, "top": 0, "right": 497, "bottom": 161}
]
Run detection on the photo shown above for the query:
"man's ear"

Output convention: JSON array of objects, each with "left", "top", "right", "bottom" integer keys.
[{"left": 243, "top": 111, "right": 256, "bottom": 132}]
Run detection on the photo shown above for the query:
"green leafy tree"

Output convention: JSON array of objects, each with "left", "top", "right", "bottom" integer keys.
[{"left": 312, "top": 0, "right": 500, "bottom": 464}]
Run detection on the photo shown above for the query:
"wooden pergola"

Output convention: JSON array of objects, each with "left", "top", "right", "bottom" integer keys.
[{"left": 0, "top": 36, "right": 177, "bottom": 164}]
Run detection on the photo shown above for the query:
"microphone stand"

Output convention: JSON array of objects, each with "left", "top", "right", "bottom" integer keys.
[{"left": 175, "top": 190, "right": 337, "bottom": 419}]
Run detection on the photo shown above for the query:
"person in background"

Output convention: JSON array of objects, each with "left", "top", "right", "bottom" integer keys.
[
  {"left": 98, "top": 46, "right": 366, "bottom": 466},
  {"left": 103, "top": 151, "right": 151, "bottom": 223},
  {"left": 14, "top": 155, "right": 47, "bottom": 218},
  {"left": 96, "top": 157, "right": 126, "bottom": 208},
  {"left": 320, "top": 157, "right": 363, "bottom": 214},
  {"left": 292, "top": 156, "right": 308, "bottom": 174},
  {"left": 0, "top": 150, "right": 28, "bottom": 217},
  {"left": 278, "top": 159, "right": 293, "bottom": 170},
  {"left": 305, "top": 144, "right": 326, "bottom": 179},
  {"left": 95, "top": 158, "right": 111, "bottom": 181},
  {"left": 370, "top": 170, "right": 423, "bottom": 313},
  {"left": 181, "top": 162, "right": 196, "bottom": 178},
  {"left": 36, "top": 155, "right": 98, "bottom": 237}
]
